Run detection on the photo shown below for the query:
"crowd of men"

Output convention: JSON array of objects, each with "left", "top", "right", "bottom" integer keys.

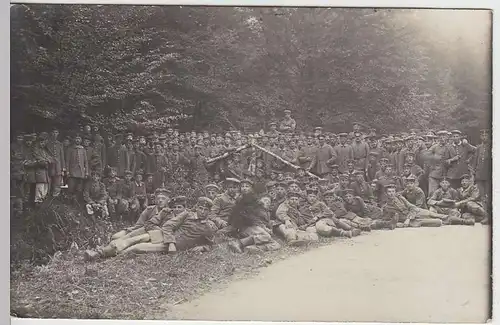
[{"left": 10, "top": 110, "right": 491, "bottom": 257}]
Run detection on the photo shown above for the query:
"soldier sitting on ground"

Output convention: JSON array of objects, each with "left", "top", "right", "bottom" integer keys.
[
  {"left": 83, "top": 171, "right": 109, "bottom": 219},
  {"left": 84, "top": 188, "right": 172, "bottom": 260},
  {"left": 382, "top": 183, "right": 448, "bottom": 228},
  {"left": 455, "top": 174, "right": 487, "bottom": 224},
  {"left": 227, "top": 179, "right": 281, "bottom": 253},
  {"left": 275, "top": 190, "right": 319, "bottom": 246},
  {"left": 400, "top": 175, "right": 427, "bottom": 209},
  {"left": 209, "top": 178, "right": 240, "bottom": 234}
]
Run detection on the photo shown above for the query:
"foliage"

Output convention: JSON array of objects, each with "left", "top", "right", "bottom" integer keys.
[{"left": 11, "top": 6, "right": 491, "bottom": 139}]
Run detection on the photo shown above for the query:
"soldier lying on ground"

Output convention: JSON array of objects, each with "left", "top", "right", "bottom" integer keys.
[
  {"left": 274, "top": 190, "right": 319, "bottom": 246},
  {"left": 227, "top": 179, "right": 281, "bottom": 253},
  {"left": 382, "top": 184, "right": 448, "bottom": 228},
  {"left": 300, "top": 188, "right": 361, "bottom": 238},
  {"left": 83, "top": 188, "right": 172, "bottom": 261}
]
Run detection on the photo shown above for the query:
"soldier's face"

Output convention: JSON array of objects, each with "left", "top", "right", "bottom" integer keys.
[
  {"left": 146, "top": 176, "right": 153, "bottom": 183},
  {"left": 110, "top": 169, "right": 117, "bottom": 177},
  {"left": 260, "top": 197, "right": 271, "bottom": 210},
  {"left": 155, "top": 195, "right": 169, "bottom": 208},
  {"left": 406, "top": 181, "right": 416, "bottom": 189},
  {"left": 386, "top": 167, "right": 393, "bottom": 174},
  {"left": 340, "top": 136, "right": 347, "bottom": 144},
  {"left": 324, "top": 196, "right": 335, "bottom": 205},
  {"left": 307, "top": 193, "right": 318, "bottom": 204},
  {"left": 347, "top": 163, "right": 354, "bottom": 171},
  {"left": 207, "top": 189, "right": 218, "bottom": 199},
  {"left": 440, "top": 181, "right": 449, "bottom": 190},
  {"left": 297, "top": 169, "right": 305, "bottom": 177},
  {"left": 344, "top": 193, "right": 354, "bottom": 203},
  {"left": 240, "top": 183, "right": 253, "bottom": 194},
  {"left": 356, "top": 175, "right": 364, "bottom": 182},
  {"left": 196, "top": 204, "right": 210, "bottom": 218},
  {"left": 276, "top": 186, "right": 286, "bottom": 197},
  {"left": 84, "top": 126, "right": 91, "bottom": 133},
  {"left": 135, "top": 174, "right": 143, "bottom": 182},
  {"left": 216, "top": 137, "right": 223, "bottom": 144},
  {"left": 92, "top": 174, "right": 100, "bottom": 182},
  {"left": 439, "top": 135, "right": 447, "bottom": 144},
  {"left": 407, "top": 156, "right": 414, "bottom": 164},
  {"left": 285, "top": 112, "right": 291, "bottom": 118},
  {"left": 75, "top": 137, "right": 82, "bottom": 145},
  {"left": 227, "top": 184, "right": 239, "bottom": 195},
  {"left": 481, "top": 133, "right": 488, "bottom": 143},
  {"left": 51, "top": 131, "right": 59, "bottom": 139},
  {"left": 461, "top": 178, "right": 470, "bottom": 188},
  {"left": 173, "top": 204, "right": 186, "bottom": 215},
  {"left": 288, "top": 196, "right": 300, "bottom": 207},
  {"left": 63, "top": 139, "right": 70, "bottom": 146},
  {"left": 403, "top": 167, "right": 410, "bottom": 175},
  {"left": 277, "top": 174, "right": 284, "bottom": 181},
  {"left": 387, "top": 188, "right": 396, "bottom": 198},
  {"left": 340, "top": 179, "right": 349, "bottom": 186},
  {"left": 353, "top": 125, "right": 360, "bottom": 131},
  {"left": 16, "top": 135, "right": 23, "bottom": 142},
  {"left": 289, "top": 184, "right": 300, "bottom": 192},
  {"left": 452, "top": 134, "right": 461, "bottom": 143},
  {"left": 83, "top": 139, "right": 91, "bottom": 147},
  {"left": 318, "top": 137, "right": 325, "bottom": 145},
  {"left": 125, "top": 174, "right": 132, "bottom": 181}
]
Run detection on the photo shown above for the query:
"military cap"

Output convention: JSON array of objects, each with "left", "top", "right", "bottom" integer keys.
[
  {"left": 405, "top": 174, "right": 417, "bottom": 182},
  {"left": 126, "top": 132, "right": 134, "bottom": 139},
  {"left": 339, "top": 173, "right": 349, "bottom": 180},
  {"left": 416, "top": 136, "right": 424, "bottom": 141},
  {"left": 354, "top": 131, "right": 362, "bottom": 137},
  {"left": 403, "top": 162, "right": 413, "bottom": 168},
  {"left": 284, "top": 109, "right": 291, "bottom": 114},
  {"left": 124, "top": 170, "right": 133, "bottom": 176},
  {"left": 384, "top": 183, "right": 397, "bottom": 190},
  {"left": 450, "top": 130, "right": 462, "bottom": 135},
  {"left": 240, "top": 178, "right": 254, "bottom": 186},
  {"left": 480, "top": 129, "right": 489, "bottom": 135},
  {"left": 354, "top": 170, "right": 364, "bottom": 176},
  {"left": 318, "top": 178, "right": 330, "bottom": 184},
  {"left": 346, "top": 159, "right": 355, "bottom": 165},
  {"left": 205, "top": 183, "right": 221, "bottom": 192},
  {"left": 371, "top": 178, "right": 378, "bottom": 184},
  {"left": 269, "top": 122, "right": 277, "bottom": 126},
  {"left": 265, "top": 181, "right": 277, "bottom": 189},
  {"left": 342, "top": 188, "right": 355, "bottom": 196},
  {"left": 436, "top": 130, "right": 449, "bottom": 136},
  {"left": 328, "top": 163, "right": 339, "bottom": 169},
  {"left": 368, "top": 151, "right": 379, "bottom": 157},
  {"left": 154, "top": 188, "right": 171, "bottom": 197},
  {"left": 287, "top": 190, "right": 303, "bottom": 199},
  {"left": 439, "top": 177, "right": 450, "bottom": 184},
  {"left": 83, "top": 134, "right": 92, "bottom": 141},
  {"left": 379, "top": 158, "right": 389, "bottom": 163},
  {"left": 224, "top": 178, "right": 241, "bottom": 185},
  {"left": 405, "top": 151, "right": 415, "bottom": 158},
  {"left": 145, "top": 172, "right": 154, "bottom": 177},
  {"left": 197, "top": 196, "right": 213, "bottom": 208},
  {"left": 170, "top": 195, "right": 187, "bottom": 207},
  {"left": 38, "top": 132, "right": 49, "bottom": 140},
  {"left": 338, "top": 132, "right": 348, "bottom": 137},
  {"left": 385, "top": 164, "right": 394, "bottom": 169},
  {"left": 460, "top": 174, "right": 471, "bottom": 180},
  {"left": 394, "top": 137, "right": 403, "bottom": 143},
  {"left": 275, "top": 181, "right": 288, "bottom": 189}
]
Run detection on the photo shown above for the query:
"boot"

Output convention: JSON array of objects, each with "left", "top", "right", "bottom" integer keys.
[
  {"left": 463, "top": 219, "right": 475, "bottom": 226},
  {"left": 341, "top": 230, "right": 352, "bottom": 238},
  {"left": 360, "top": 224, "right": 372, "bottom": 232},
  {"left": 351, "top": 229, "right": 362, "bottom": 237}
]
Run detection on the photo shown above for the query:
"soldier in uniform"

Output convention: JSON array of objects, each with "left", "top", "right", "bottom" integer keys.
[
  {"left": 204, "top": 183, "right": 221, "bottom": 201},
  {"left": 307, "top": 133, "right": 335, "bottom": 178},
  {"left": 11, "top": 132, "right": 26, "bottom": 212},
  {"left": 365, "top": 151, "right": 380, "bottom": 183},
  {"left": 426, "top": 130, "right": 450, "bottom": 196},
  {"left": 400, "top": 175, "right": 427, "bottom": 209},
  {"left": 279, "top": 109, "right": 296, "bottom": 133},
  {"left": 332, "top": 133, "right": 353, "bottom": 173},
  {"left": 351, "top": 131, "right": 370, "bottom": 170},
  {"left": 471, "top": 129, "right": 491, "bottom": 212},
  {"left": 268, "top": 122, "right": 280, "bottom": 137},
  {"left": 65, "top": 134, "right": 89, "bottom": 199},
  {"left": 161, "top": 196, "right": 220, "bottom": 253},
  {"left": 275, "top": 190, "right": 319, "bottom": 246},
  {"left": 227, "top": 179, "right": 281, "bottom": 253},
  {"left": 455, "top": 174, "right": 487, "bottom": 224},
  {"left": 84, "top": 188, "right": 173, "bottom": 260},
  {"left": 382, "top": 184, "right": 447, "bottom": 228},
  {"left": 322, "top": 190, "right": 365, "bottom": 233},
  {"left": 349, "top": 170, "right": 375, "bottom": 203},
  {"left": 47, "top": 128, "right": 65, "bottom": 197},
  {"left": 426, "top": 177, "right": 469, "bottom": 223},
  {"left": 300, "top": 188, "right": 358, "bottom": 238},
  {"left": 343, "top": 188, "right": 383, "bottom": 222},
  {"left": 209, "top": 178, "right": 240, "bottom": 233},
  {"left": 446, "top": 130, "right": 476, "bottom": 189},
  {"left": 83, "top": 170, "right": 110, "bottom": 219},
  {"left": 32, "top": 132, "right": 52, "bottom": 204}
]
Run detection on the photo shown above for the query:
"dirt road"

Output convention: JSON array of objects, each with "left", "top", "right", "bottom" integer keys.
[{"left": 166, "top": 226, "right": 490, "bottom": 323}]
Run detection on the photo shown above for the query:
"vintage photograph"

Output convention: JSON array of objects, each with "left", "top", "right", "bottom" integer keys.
[{"left": 10, "top": 5, "right": 492, "bottom": 322}]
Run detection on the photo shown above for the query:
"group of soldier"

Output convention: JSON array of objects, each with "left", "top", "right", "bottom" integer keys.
[{"left": 5, "top": 110, "right": 481, "bottom": 260}]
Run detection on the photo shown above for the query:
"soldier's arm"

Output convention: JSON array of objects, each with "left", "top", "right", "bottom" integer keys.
[
  {"left": 427, "top": 189, "right": 440, "bottom": 206},
  {"left": 208, "top": 196, "right": 226, "bottom": 227},
  {"left": 161, "top": 211, "right": 190, "bottom": 244},
  {"left": 415, "top": 189, "right": 426, "bottom": 208},
  {"left": 319, "top": 202, "right": 334, "bottom": 219},
  {"left": 144, "top": 209, "right": 166, "bottom": 232}
]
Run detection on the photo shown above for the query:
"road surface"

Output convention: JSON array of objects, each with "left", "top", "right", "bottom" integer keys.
[{"left": 166, "top": 226, "right": 490, "bottom": 323}]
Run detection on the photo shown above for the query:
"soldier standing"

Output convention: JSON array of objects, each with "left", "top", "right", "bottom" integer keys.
[
  {"left": 65, "top": 134, "right": 89, "bottom": 200},
  {"left": 47, "top": 128, "right": 65, "bottom": 197},
  {"left": 279, "top": 109, "right": 296, "bottom": 133},
  {"left": 471, "top": 129, "right": 491, "bottom": 212},
  {"left": 351, "top": 131, "right": 370, "bottom": 170},
  {"left": 426, "top": 130, "right": 450, "bottom": 196},
  {"left": 307, "top": 134, "right": 335, "bottom": 178},
  {"left": 446, "top": 130, "right": 476, "bottom": 189},
  {"left": 332, "top": 133, "right": 353, "bottom": 173}
]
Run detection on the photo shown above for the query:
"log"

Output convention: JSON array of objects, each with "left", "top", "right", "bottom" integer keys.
[{"left": 205, "top": 144, "right": 251, "bottom": 165}]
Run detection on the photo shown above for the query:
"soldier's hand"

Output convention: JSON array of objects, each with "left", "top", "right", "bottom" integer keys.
[
  {"left": 403, "top": 219, "right": 410, "bottom": 227},
  {"left": 219, "top": 220, "right": 228, "bottom": 228},
  {"left": 191, "top": 246, "right": 206, "bottom": 253},
  {"left": 284, "top": 220, "right": 293, "bottom": 228}
]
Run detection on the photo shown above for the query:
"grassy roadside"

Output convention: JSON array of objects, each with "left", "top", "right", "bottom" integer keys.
[{"left": 11, "top": 236, "right": 341, "bottom": 319}]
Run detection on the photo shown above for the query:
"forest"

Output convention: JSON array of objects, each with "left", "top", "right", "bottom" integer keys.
[{"left": 11, "top": 6, "right": 491, "bottom": 141}]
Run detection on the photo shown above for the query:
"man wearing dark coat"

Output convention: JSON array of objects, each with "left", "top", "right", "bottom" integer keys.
[
  {"left": 47, "top": 128, "right": 66, "bottom": 197},
  {"left": 65, "top": 134, "right": 89, "bottom": 198}
]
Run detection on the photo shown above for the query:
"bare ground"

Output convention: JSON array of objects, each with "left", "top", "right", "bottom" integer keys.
[
  {"left": 11, "top": 225, "right": 490, "bottom": 322},
  {"left": 162, "top": 226, "right": 491, "bottom": 323}
]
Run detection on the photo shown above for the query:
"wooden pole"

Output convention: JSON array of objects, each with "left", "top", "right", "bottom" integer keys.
[
  {"left": 205, "top": 144, "right": 251, "bottom": 165},
  {"left": 250, "top": 142, "right": 321, "bottom": 180}
]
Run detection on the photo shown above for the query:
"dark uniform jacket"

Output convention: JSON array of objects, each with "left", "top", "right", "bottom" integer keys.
[
  {"left": 161, "top": 211, "right": 217, "bottom": 250},
  {"left": 83, "top": 180, "right": 108, "bottom": 204},
  {"left": 46, "top": 139, "right": 65, "bottom": 177},
  {"left": 400, "top": 186, "right": 427, "bottom": 209},
  {"left": 66, "top": 144, "right": 89, "bottom": 178}
]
